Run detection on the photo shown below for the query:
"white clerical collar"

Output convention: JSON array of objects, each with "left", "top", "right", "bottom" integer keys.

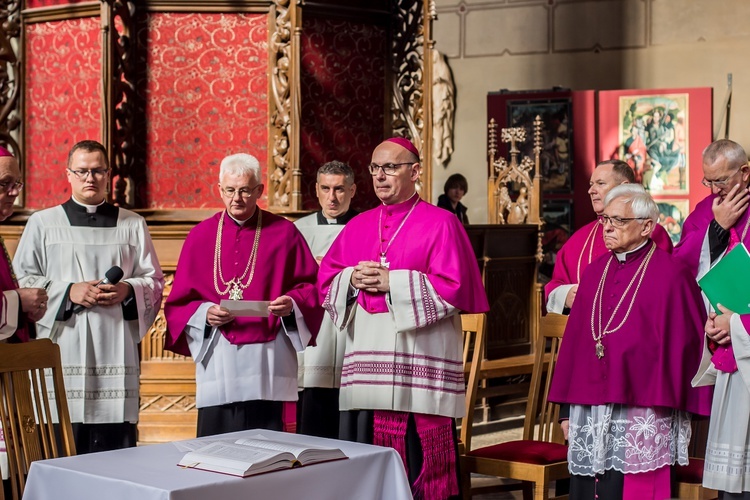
[
  {"left": 227, "top": 208, "right": 257, "bottom": 226},
  {"left": 615, "top": 240, "right": 649, "bottom": 262},
  {"left": 71, "top": 196, "right": 105, "bottom": 214},
  {"left": 324, "top": 217, "right": 337, "bottom": 224}
]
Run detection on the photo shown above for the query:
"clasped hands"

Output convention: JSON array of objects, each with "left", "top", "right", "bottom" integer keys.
[
  {"left": 207, "top": 295, "right": 294, "bottom": 327},
  {"left": 706, "top": 303, "right": 734, "bottom": 346},
  {"left": 350, "top": 261, "right": 390, "bottom": 294},
  {"left": 70, "top": 280, "right": 131, "bottom": 310}
]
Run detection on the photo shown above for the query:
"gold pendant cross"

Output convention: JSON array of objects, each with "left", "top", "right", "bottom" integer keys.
[
  {"left": 229, "top": 281, "right": 243, "bottom": 301},
  {"left": 596, "top": 341, "right": 604, "bottom": 359}
]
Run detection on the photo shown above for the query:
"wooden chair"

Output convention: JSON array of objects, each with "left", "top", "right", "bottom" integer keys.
[
  {"left": 459, "top": 313, "right": 487, "bottom": 457},
  {"left": 460, "top": 313, "right": 569, "bottom": 500},
  {"left": 0, "top": 339, "right": 76, "bottom": 499}
]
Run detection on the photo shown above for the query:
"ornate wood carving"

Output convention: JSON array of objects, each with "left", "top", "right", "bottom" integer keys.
[
  {"left": 268, "top": 0, "right": 301, "bottom": 212},
  {"left": 487, "top": 116, "right": 544, "bottom": 230},
  {"left": 102, "top": 0, "right": 137, "bottom": 208},
  {"left": 0, "top": 0, "right": 21, "bottom": 160},
  {"left": 390, "top": 0, "right": 433, "bottom": 201}
]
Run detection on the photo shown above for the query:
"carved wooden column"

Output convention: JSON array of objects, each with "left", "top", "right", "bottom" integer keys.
[
  {"left": 102, "top": 0, "right": 137, "bottom": 208},
  {"left": 0, "top": 0, "right": 20, "bottom": 161},
  {"left": 268, "top": 0, "right": 302, "bottom": 212},
  {"left": 390, "top": 0, "right": 434, "bottom": 202}
]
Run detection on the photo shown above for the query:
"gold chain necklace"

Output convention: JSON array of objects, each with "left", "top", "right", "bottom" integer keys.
[
  {"left": 590, "top": 242, "right": 656, "bottom": 359},
  {"left": 213, "top": 210, "right": 263, "bottom": 300},
  {"left": 378, "top": 193, "right": 420, "bottom": 268},
  {"left": 576, "top": 223, "right": 599, "bottom": 282}
]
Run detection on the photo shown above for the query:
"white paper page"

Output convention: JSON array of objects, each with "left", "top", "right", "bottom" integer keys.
[{"left": 219, "top": 300, "right": 271, "bottom": 317}]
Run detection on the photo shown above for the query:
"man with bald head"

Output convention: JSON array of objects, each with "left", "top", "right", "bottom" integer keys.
[
  {"left": 545, "top": 159, "right": 673, "bottom": 314},
  {"left": 675, "top": 139, "right": 750, "bottom": 498},
  {"left": 319, "top": 138, "right": 488, "bottom": 499}
]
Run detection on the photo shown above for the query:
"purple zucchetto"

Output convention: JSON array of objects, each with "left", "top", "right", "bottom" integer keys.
[{"left": 385, "top": 137, "right": 420, "bottom": 159}]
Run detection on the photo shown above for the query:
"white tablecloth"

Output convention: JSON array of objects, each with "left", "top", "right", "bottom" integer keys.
[{"left": 23, "top": 430, "right": 413, "bottom": 500}]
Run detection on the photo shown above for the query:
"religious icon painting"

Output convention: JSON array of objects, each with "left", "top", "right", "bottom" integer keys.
[
  {"left": 598, "top": 87, "right": 712, "bottom": 203},
  {"left": 507, "top": 98, "right": 573, "bottom": 194},
  {"left": 655, "top": 199, "right": 689, "bottom": 245},
  {"left": 617, "top": 93, "right": 688, "bottom": 194}
]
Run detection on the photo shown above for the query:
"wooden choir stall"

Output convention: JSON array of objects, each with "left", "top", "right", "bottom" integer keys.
[{"left": 0, "top": 0, "right": 547, "bottom": 442}]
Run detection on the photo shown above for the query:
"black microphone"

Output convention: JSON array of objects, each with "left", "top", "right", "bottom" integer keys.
[{"left": 72, "top": 266, "right": 125, "bottom": 314}]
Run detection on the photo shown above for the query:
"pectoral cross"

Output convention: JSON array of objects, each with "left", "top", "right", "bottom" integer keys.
[
  {"left": 229, "top": 281, "right": 243, "bottom": 301},
  {"left": 379, "top": 253, "right": 390, "bottom": 269},
  {"left": 596, "top": 340, "right": 604, "bottom": 359}
]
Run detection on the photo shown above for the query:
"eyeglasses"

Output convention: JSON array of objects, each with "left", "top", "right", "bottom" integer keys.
[
  {"left": 67, "top": 168, "right": 109, "bottom": 180},
  {"left": 701, "top": 166, "right": 744, "bottom": 189},
  {"left": 368, "top": 162, "right": 414, "bottom": 176},
  {"left": 0, "top": 180, "right": 23, "bottom": 193},
  {"left": 221, "top": 185, "right": 261, "bottom": 199},
  {"left": 597, "top": 215, "right": 649, "bottom": 228}
]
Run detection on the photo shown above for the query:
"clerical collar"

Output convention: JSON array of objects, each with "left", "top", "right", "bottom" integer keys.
[
  {"left": 226, "top": 207, "right": 259, "bottom": 226},
  {"left": 615, "top": 239, "right": 650, "bottom": 262},
  {"left": 316, "top": 208, "right": 358, "bottom": 226},
  {"left": 62, "top": 198, "right": 119, "bottom": 228},
  {"left": 381, "top": 192, "right": 419, "bottom": 214},
  {"left": 71, "top": 196, "right": 105, "bottom": 214}
]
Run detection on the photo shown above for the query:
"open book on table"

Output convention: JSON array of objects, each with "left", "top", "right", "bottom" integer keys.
[{"left": 177, "top": 436, "right": 348, "bottom": 477}]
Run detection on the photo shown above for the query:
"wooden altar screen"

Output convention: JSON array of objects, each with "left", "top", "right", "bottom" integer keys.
[{"left": 0, "top": 0, "right": 437, "bottom": 444}]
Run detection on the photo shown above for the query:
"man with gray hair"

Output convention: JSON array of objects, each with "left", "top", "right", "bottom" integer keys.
[
  {"left": 164, "top": 153, "right": 322, "bottom": 437},
  {"left": 675, "top": 139, "right": 750, "bottom": 498},
  {"left": 294, "top": 160, "right": 357, "bottom": 438},
  {"left": 549, "top": 184, "right": 711, "bottom": 499}
]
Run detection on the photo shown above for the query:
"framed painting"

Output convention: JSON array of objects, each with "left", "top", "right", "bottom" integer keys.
[
  {"left": 655, "top": 199, "right": 689, "bottom": 245},
  {"left": 598, "top": 88, "right": 712, "bottom": 206},
  {"left": 507, "top": 98, "right": 573, "bottom": 193}
]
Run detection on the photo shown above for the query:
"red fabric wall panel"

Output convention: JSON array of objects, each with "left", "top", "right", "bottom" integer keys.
[
  {"left": 24, "top": 17, "right": 101, "bottom": 209},
  {"left": 135, "top": 12, "right": 268, "bottom": 209},
  {"left": 299, "top": 16, "right": 387, "bottom": 212},
  {"left": 26, "top": 0, "right": 87, "bottom": 8}
]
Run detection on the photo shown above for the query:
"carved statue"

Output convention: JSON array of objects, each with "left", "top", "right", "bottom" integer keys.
[
  {"left": 432, "top": 49, "right": 455, "bottom": 168},
  {"left": 507, "top": 186, "right": 529, "bottom": 224},
  {"left": 496, "top": 185, "right": 511, "bottom": 223}
]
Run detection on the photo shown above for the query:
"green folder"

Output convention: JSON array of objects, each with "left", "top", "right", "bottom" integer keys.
[{"left": 698, "top": 243, "right": 750, "bottom": 314}]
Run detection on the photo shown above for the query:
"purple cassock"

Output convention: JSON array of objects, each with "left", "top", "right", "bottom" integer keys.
[
  {"left": 545, "top": 219, "right": 673, "bottom": 302},
  {"left": 164, "top": 210, "right": 322, "bottom": 356},
  {"left": 674, "top": 193, "right": 750, "bottom": 277},
  {"left": 549, "top": 242, "right": 712, "bottom": 416},
  {"left": 317, "top": 198, "right": 489, "bottom": 315},
  {"left": 674, "top": 193, "right": 750, "bottom": 372},
  {"left": 0, "top": 241, "right": 28, "bottom": 342}
]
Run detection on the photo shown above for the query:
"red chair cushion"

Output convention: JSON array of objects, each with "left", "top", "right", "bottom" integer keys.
[
  {"left": 467, "top": 440, "right": 568, "bottom": 465},
  {"left": 675, "top": 459, "right": 704, "bottom": 484}
]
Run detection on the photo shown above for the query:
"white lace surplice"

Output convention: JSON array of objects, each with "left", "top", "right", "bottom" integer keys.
[{"left": 568, "top": 404, "right": 692, "bottom": 476}]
